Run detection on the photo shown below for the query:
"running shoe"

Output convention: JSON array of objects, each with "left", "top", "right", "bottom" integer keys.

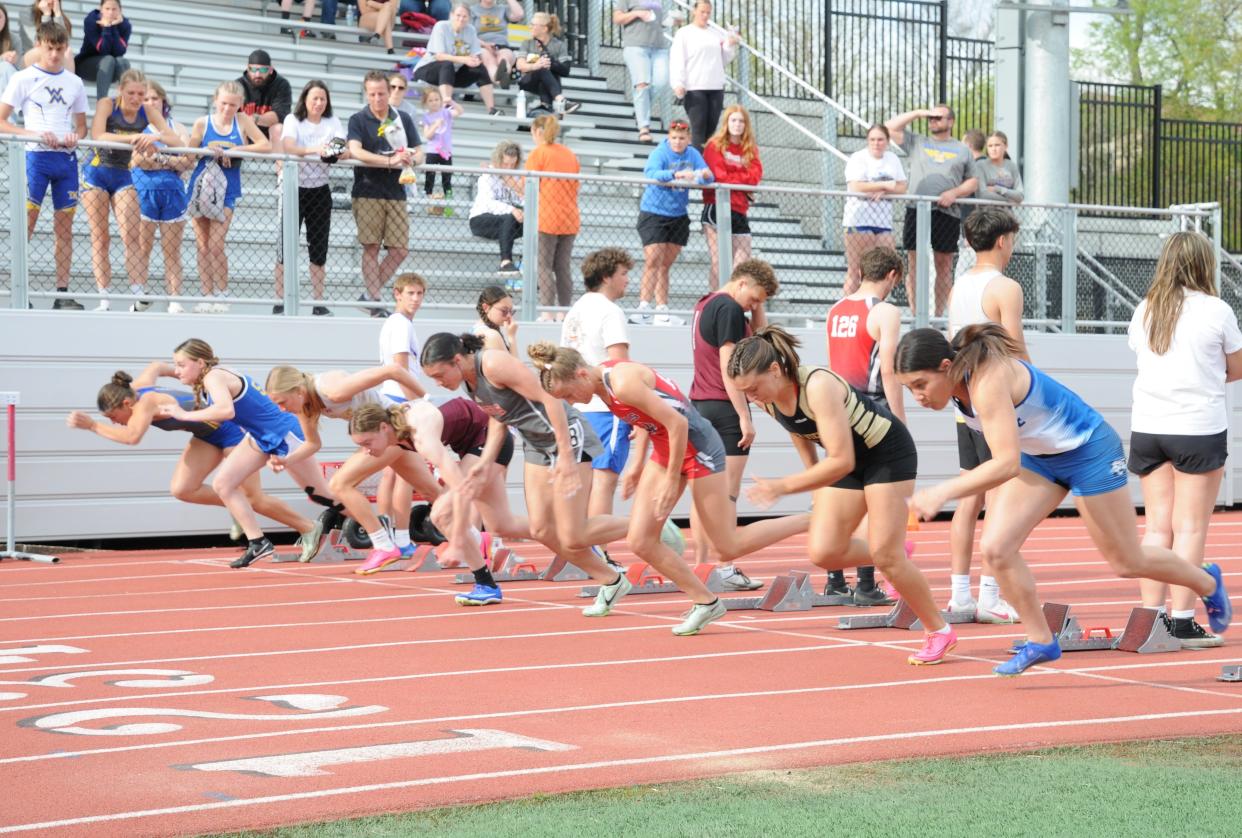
[
  {"left": 355, "top": 546, "right": 402, "bottom": 575},
  {"left": 129, "top": 299, "right": 152, "bottom": 312},
  {"left": 719, "top": 566, "right": 763, "bottom": 591},
  {"left": 975, "top": 598, "right": 1021, "bottom": 624},
  {"left": 1201, "top": 562, "right": 1232, "bottom": 634},
  {"left": 456, "top": 584, "right": 503, "bottom": 606},
  {"left": 947, "top": 597, "right": 977, "bottom": 614},
  {"left": 852, "top": 584, "right": 895, "bottom": 607},
  {"left": 671, "top": 598, "right": 727, "bottom": 636},
  {"left": 167, "top": 302, "right": 185, "bottom": 314},
  {"left": 297, "top": 520, "right": 326, "bottom": 562},
  {"left": 52, "top": 297, "right": 84, "bottom": 310},
  {"left": 398, "top": 543, "right": 419, "bottom": 559},
  {"left": 993, "top": 638, "right": 1061, "bottom": 676},
  {"left": 590, "top": 544, "right": 625, "bottom": 574},
  {"left": 582, "top": 571, "right": 634, "bottom": 617},
  {"left": 907, "top": 628, "right": 958, "bottom": 665},
  {"left": 824, "top": 580, "right": 852, "bottom": 597},
  {"left": 1171, "top": 616, "right": 1224, "bottom": 649},
  {"left": 230, "top": 538, "right": 274, "bottom": 568},
  {"left": 94, "top": 299, "right": 111, "bottom": 311},
  {"left": 317, "top": 504, "right": 345, "bottom": 535}
]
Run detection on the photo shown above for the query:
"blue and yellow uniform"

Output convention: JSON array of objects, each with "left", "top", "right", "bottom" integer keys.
[{"left": 136, "top": 386, "right": 244, "bottom": 449}]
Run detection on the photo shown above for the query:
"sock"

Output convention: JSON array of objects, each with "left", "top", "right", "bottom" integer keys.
[
  {"left": 393, "top": 529, "right": 412, "bottom": 549},
  {"left": 473, "top": 566, "right": 498, "bottom": 588},
  {"left": 950, "top": 574, "right": 972, "bottom": 602},
  {"left": 827, "top": 570, "right": 847, "bottom": 589},
  {"left": 1171, "top": 609, "right": 1195, "bottom": 621},
  {"left": 979, "top": 575, "right": 1000, "bottom": 608},
  {"left": 367, "top": 528, "right": 395, "bottom": 551},
  {"left": 933, "top": 623, "right": 952, "bottom": 635},
  {"left": 855, "top": 566, "right": 876, "bottom": 590}
]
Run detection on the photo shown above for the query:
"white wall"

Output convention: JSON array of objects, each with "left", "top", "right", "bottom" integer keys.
[{"left": 0, "top": 311, "right": 1234, "bottom": 542}]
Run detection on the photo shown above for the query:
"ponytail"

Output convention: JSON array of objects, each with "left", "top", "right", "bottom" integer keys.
[
  {"left": 348, "top": 402, "right": 412, "bottom": 443},
  {"left": 527, "top": 341, "right": 586, "bottom": 392},
  {"left": 422, "top": 332, "right": 485, "bottom": 368},
  {"left": 947, "top": 323, "right": 1021, "bottom": 385},
  {"left": 726, "top": 324, "right": 801, "bottom": 380},
  {"left": 96, "top": 370, "right": 136, "bottom": 412}
]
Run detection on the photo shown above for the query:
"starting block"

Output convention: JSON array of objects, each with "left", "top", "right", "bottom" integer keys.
[
  {"left": 578, "top": 563, "right": 724, "bottom": 597},
  {"left": 1011, "top": 603, "right": 1180, "bottom": 654},
  {"left": 453, "top": 547, "right": 589, "bottom": 584},
  {"left": 1218, "top": 664, "right": 1242, "bottom": 682},
  {"left": 271, "top": 529, "right": 443, "bottom": 573},
  {"left": 722, "top": 570, "right": 853, "bottom": 612},
  {"left": 836, "top": 598, "right": 978, "bottom": 630}
]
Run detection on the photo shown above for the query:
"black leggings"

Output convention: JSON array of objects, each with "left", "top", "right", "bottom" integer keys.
[
  {"left": 683, "top": 88, "right": 725, "bottom": 149},
  {"left": 518, "top": 68, "right": 563, "bottom": 106},
  {"left": 424, "top": 152, "right": 452, "bottom": 195},
  {"left": 276, "top": 184, "right": 333, "bottom": 266},
  {"left": 470, "top": 211, "right": 522, "bottom": 261},
  {"left": 414, "top": 60, "right": 490, "bottom": 90}
]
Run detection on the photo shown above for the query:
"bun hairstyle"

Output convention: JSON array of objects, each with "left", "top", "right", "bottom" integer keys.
[
  {"left": 894, "top": 323, "right": 1019, "bottom": 386},
  {"left": 96, "top": 370, "right": 136, "bottom": 412},
  {"left": 726, "top": 324, "right": 801, "bottom": 381},
  {"left": 173, "top": 338, "right": 219, "bottom": 407},
  {"left": 348, "top": 402, "right": 411, "bottom": 442},
  {"left": 265, "top": 366, "right": 322, "bottom": 419},
  {"left": 421, "top": 332, "right": 486, "bottom": 368},
  {"left": 526, "top": 341, "right": 586, "bottom": 391}
]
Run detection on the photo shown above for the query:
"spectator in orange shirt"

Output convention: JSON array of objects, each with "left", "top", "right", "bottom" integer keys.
[
  {"left": 527, "top": 113, "right": 580, "bottom": 321},
  {"left": 702, "top": 103, "right": 761, "bottom": 290}
]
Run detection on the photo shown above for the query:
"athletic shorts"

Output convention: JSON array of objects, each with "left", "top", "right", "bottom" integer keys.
[
  {"left": 137, "top": 185, "right": 189, "bottom": 223},
  {"left": 245, "top": 411, "right": 306, "bottom": 457},
  {"left": 463, "top": 428, "right": 516, "bottom": 468},
  {"left": 26, "top": 151, "right": 80, "bottom": 211},
  {"left": 82, "top": 163, "right": 134, "bottom": 195},
  {"left": 201, "top": 423, "right": 246, "bottom": 450},
  {"left": 584, "top": 410, "right": 631, "bottom": 474},
  {"left": 1128, "top": 430, "right": 1228, "bottom": 476},
  {"left": 1021, "top": 422, "right": 1129, "bottom": 498},
  {"left": 649, "top": 408, "right": 727, "bottom": 479},
  {"left": 700, "top": 203, "right": 751, "bottom": 235},
  {"left": 521, "top": 412, "right": 604, "bottom": 468},
  {"left": 692, "top": 398, "right": 747, "bottom": 457},
  {"left": 637, "top": 210, "right": 690, "bottom": 247},
  {"left": 831, "top": 419, "right": 919, "bottom": 491},
  {"left": 845, "top": 225, "right": 891, "bottom": 235},
  {"left": 956, "top": 419, "right": 993, "bottom": 470},
  {"left": 902, "top": 206, "right": 960, "bottom": 254}
]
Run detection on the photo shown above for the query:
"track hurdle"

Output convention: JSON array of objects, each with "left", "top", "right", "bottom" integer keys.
[{"left": 0, "top": 393, "right": 58, "bottom": 564}]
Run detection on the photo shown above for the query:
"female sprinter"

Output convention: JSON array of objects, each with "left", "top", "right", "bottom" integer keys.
[
  {"left": 66, "top": 366, "right": 322, "bottom": 559},
  {"left": 158, "top": 339, "right": 336, "bottom": 569},
  {"left": 895, "top": 323, "right": 1232, "bottom": 675},
  {"left": 263, "top": 364, "right": 442, "bottom": 571},
  {"left": 349, "top": 399, "right": 533, "bottom": 603},
  {"left": 727, "top": 325, "right": 957, "bottom": 665},
  {"left": 420, "top": 332, "right": 633, "bottom": 618}
]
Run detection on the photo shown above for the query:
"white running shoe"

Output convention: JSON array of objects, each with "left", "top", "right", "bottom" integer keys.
[
  {"left": 192, "top": 301, "right": 215, "bottom": 313},
  {"left": 651, "top": 304, "right": 685, "bottom": 326},
  {"left": 94, "top": 299, "right": 111, "bottom": 311},
  {"left": 628, "top": 300, "right": 652, "bottom": 325},
  {"left": 129, "top": 299, "right": 152, "bottom": 312},
  {"left": 167, "top": 302, "right": 185, "bottom": 314},
  {"left": 211, "top": 301, "right": 231, "bottom": 313},
  {"left": 947, "top": 597, "right": 978, "bottom": 614},
  {"left": 976, "top": 598, "right": 1021, "bottom": 624},
  {"left": 582, "top": 570, "right": 633, "bottom": 617},
  {"left": 672, "top": 598, "right": 727, "bottom": 636}
]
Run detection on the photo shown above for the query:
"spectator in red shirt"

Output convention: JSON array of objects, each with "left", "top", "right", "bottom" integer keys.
[
  {"left": 701, "top": 103, "right": 761, "bottom": 290},
  {"left": 527, "top": 113, "right": 580, "bottom": 320}
]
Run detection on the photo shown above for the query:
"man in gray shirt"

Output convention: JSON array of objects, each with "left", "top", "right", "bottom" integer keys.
[
  {"left": 613, "top": 1, "right": 678, "bottom": 142},
  {"left": 886, "top": 103, "right": 978, "bottom": 317}
]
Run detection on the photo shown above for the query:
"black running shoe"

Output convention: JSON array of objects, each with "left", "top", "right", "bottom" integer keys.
[
  {"left": 1170, "top": 616, "right": 1223, "bottom": 648},
  {"left": 852, "top": 584, "right": 895, "bottom": 607},
  {"left": 231, "top": 538, "right": 275, "bottom": 568},
  {"left": 824, "top": 580, "right": 852, "bottom": 597},
  {"left": 53, "top": 297, "right": 84, "bottom": 310},
  {"left": 317, "top": 504, "right": 345, "bottom": 534}
]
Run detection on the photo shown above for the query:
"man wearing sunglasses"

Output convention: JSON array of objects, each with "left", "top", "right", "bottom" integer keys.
[
  {"left": 885, "top": 103, "right": 977, "bottom": 318},
  {"left": 237, "top": 49, "right": 293, "bottom": 145}
]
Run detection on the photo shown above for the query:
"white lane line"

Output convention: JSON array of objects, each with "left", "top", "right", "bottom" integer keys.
[
  {"left": 0, "top": 579, "right": 355, "bottom": 604},
  {"left": 3, "top": 707, "right": 1241, "bottom": 834}
]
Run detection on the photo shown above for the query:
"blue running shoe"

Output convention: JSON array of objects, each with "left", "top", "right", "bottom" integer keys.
[
  {"left": 1201, "top": 562, "right": 1232, "bottom": 634},
  {"left": 994, "top": 638, "right": 1061, "bottom": 676},
  {"left": 398, "top": 543, "right": 418, "bottom": 559},
  {"left": 455, "top": 584, "right": 503, "bottom": 607}
]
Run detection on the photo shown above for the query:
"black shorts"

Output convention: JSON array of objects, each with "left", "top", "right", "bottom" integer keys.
[
  {"left": 832, "top": 419, "right": 919, "bottom": 491},
  {"left": 956, "top": 420, "right": 993, "bottom": 470},
  {"left": 700, "top": 203, "right": 751, "bottom": 235},
  {"left": 1128, "top": 430, "right": 1228, "bottom": 476},
  {"left": 637, "top": 210, "right": 690, "bottom": 247},
  {"left": 902, "top": 206, "right": 960, "bottom": 254},
  {"left": 464, "top": 429, "right": 515, "bottom": 468},
  {"left": 692, "top": 398, "right": 748, "bottom": 457}
]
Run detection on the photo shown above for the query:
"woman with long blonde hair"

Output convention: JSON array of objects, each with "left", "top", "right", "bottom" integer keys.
[
  {"left": 702, "top": 103, "right": 762, "bottom": 289},
  {"left": 1127, "top": 231, "right": 1242, "bottom": 647}
]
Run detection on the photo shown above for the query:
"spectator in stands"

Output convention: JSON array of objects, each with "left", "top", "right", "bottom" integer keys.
[
  {"left": 975, "top": 130, "right": 1024, "bottom": 205},
  {"left": 347, "top": 69, "right": 423, "bottom": 316},
  {"left": 474, "top": 284, "right": 519, "bottom": 355},
  {"left": 515, "top": 11, "right": 579, "bottom": 115},
  {"left": 21, "top": 0, "right": 73, "bottom": 72},
  {"left": 237, "top": 49, "right": 292, "bottom": 145},
  {"left": 185, "top": 79, "right": 270, "bottom": 313},
  {"left": 413, "top": 3, "right": 501, "bottom": 116},
  {"left": 401, "top": 0, "right": 450, "bottom": 21},
  {"left": 75, "top": 0, "right": 129, "bottom": 101},
  {"left": 841, "top": 123, "right": 906, "bottom": 296},
  {"left": 83, "top": 68, "right": 179, "bottom": 312},
  {"left": 471, "top": 0, "right": 522, "bottom": 89},
  {"left": 274, "top": 79, "right": 347, "bottom": 317},
  {"left": 670, "top": 0, "right": 737, "bottom": 149},
  {"left": 469, "top": 139, "right": 524, "bottom": 276},
  {"left": 130, "top": 80, "right": 193, "bottom": 313},
  {"left": 419, "top": 86, "right": 461, "bottom": 213},
  {"left": 0, "top": 4, "right": 27, "bottom": 95},
  {"left": 358, "top": 0, "right": 399, "bottom": 54},
  {"left": 614, "top": 0, "right": 676, "bottom": 143},
  {"left": 387, "top": 72, "right": 417, "bottom": 119},
  {"left": 527, "top": 113, "right": 580, "bottom": 320},
  {"left": 963, "top": 128, "right": 985, "bottom": 161},
  {"left": 0, "top": 20, "right": 86, "bottom": 309},
  {"left": 278, "top": 0, "right": 318, "bottom": 37},
  {"left": 702, "top": 103, "right": 761, "bottom": 290},
  {"left": 885, "top": 103, "right": 977, "bottom": 317},
  {"left": 633, "top": 118, "right": 712, "bottom": 325}
]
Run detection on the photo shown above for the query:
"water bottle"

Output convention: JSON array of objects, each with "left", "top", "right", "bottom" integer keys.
[{"left": 346, "top": 3, "right": 357, "bottom": 27}]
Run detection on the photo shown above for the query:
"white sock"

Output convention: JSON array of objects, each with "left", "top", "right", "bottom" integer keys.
[
  {"left": 393, "top": 529, "right": 412, "bottom": 549},
  {"left": 933, "top": 623, "right": 952, "bottom": 635},
  {"left": 367, "top": 528, "right": 395, "bottom": 551},
  {"left": 979, "top": 575, "right": 1000, "bottom": 608},
  {"left": 950, "top": 574, "right": 972, "bottom": 602},
  {"left": 1171, "top": 609, "right": 1195, "bottom": 620}
]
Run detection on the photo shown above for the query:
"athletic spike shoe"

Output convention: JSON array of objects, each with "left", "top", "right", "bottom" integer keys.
[
  {"left": 582, "top": 571, "right": 634, "bottom": 617},
  {"left": 994, "top": 638, "right": 1061, "bottom": 676},
  {"left": 947, "top": 597, "right": 978, "bottom": 614},
  {"left": 1201, "top": 563, "right": 1232, "bottom": 634},
  {"left": 975, "top": 598, "right": 1021, "bottom": 624},
  {"left": 671, "top": 598, "right": 727, "bottom": 636},
  {"left": 720, "top": 566, "right": 763, "bottom": 591},
  {"left": 1171, "top": 616, "right": 1224, "bottom": 649},
  {"left": 908, "top": 628, "right": 958, "bottom": 665},
  {"left": 398, "top": 543, "right": 419, "bottom": 559},
  {"left": 230, "top": 538, "right": 275, "bottom": 569},
  {"left": 852, "top": 584, "right": 895, "bottom": 607},
  {"left": 355, "top": 546, "right": 402, "bottom": 575},
  {"left": 455, "top": 584, "right": 503, "bottom": 606},
  {"left": 591, "top": 544, "right": 625, "bottom": 574},
  {"left": 297, "top": 519, "right": 326, "bottom": 562},
  {"left": 824, "top": 579, "right": 852, "bottom": 597}
]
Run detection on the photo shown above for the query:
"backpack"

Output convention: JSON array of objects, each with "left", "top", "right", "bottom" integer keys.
[
  {"left": 399, "top": 11, "right": 437, "bottom": 33},
  {"left": 187, "top": 159, "right": 228, "bottom": 222}
]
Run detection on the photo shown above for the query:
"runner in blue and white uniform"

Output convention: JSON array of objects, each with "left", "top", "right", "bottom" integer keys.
[{"left": 895, "top": 323, "right": 1232, "bottom": 676}]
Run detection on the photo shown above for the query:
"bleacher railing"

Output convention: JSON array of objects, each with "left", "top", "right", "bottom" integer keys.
[{"left": 1, "top": 136, "right": 1225, "bottom": 333}]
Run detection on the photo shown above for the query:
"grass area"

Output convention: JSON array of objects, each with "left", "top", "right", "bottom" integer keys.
[{"left": 213, "top": 735, "right": 1242, "bottom": 838}]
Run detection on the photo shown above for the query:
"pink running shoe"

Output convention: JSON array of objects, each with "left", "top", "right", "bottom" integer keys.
[
  {"left": 355, "top": 546, "right": 402, "bottom": 575},
  {"left": 908, "top": 628, "right": 958, "bottom": 665}
]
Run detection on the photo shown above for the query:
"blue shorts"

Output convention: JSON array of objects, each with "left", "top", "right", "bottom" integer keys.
[
  {"left": 1020, "top": 422, "right": 1129, "bottom": 497},
  {"left": 202, "top": 422, "right": 246, "bottom": 450},
  {"left": 584, "top": 410, "right": 631, "bottom": 474},
  {"left": 846, "top": 225, "right": 891, "bottom": 235},
  {"left": 136, "top": 185, "right": 188, "bottom": 223},
  {"left": 27, "top": 151, "right": 80, "bottom": 211},
  {"left": 82, "top": 163, "right": 134, "bottom": 195},
  {"left": 246, "top": 412, "right": 306, "bottom": 457}
]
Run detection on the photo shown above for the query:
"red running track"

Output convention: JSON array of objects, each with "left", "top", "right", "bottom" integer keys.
[{"left": 0, "top": 515, "right": 1240, "bottom": 836}]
